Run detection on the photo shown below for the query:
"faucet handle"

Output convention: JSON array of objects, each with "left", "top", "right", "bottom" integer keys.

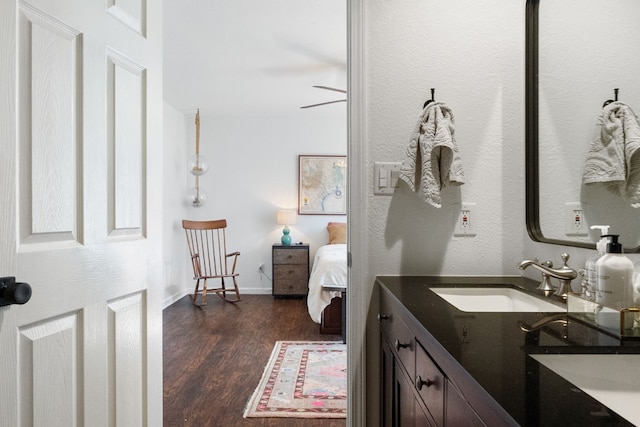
[
  {"left": 537, "top": 272, "right": 556, "bottom": 291},
  {"left": 537, "top": 260, "right": 555, "bottom": 291}
]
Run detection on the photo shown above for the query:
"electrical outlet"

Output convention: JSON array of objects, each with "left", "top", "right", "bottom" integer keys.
[
  {"left": 454, "top": 203, "right": 476, "bottom": 236},
  {"left": 461, "top": 324, "right": 470, "bottom": 344},
  {"left": 258, "top": 263, "right": 264, "bottom": 273},
  {"left": 565, "top": 202, "right": 588, "bottom": 236}
]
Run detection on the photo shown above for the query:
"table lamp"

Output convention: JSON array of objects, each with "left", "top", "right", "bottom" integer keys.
[{"left": 277, "top": 210, "right": 297, "bottom": 245}]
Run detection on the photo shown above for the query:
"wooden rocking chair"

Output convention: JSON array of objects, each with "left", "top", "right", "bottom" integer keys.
[{"left": 182, "top": 219, "right": 241, "bottom": 305}]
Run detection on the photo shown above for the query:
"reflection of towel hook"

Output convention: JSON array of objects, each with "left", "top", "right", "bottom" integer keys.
[
  {"left": 602, "top": 88, "right": 620, "bottom": 108},
  {"left": 423, "top": 88, "right": 436, "bottom": 108}
]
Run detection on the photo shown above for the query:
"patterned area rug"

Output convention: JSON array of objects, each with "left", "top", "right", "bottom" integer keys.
[{"left": 243, "top": 341, "right": 347, "bottom": 418}]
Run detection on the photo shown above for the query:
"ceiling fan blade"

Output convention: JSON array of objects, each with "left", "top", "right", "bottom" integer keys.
[
  {"left": 300, "top": 99, "right": 347, "bottom": 109},
  {"left": 312, "top": 85, "right": 347, "bottom": 94}
]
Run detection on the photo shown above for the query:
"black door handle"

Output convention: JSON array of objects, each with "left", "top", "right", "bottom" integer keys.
[{"left": 0, "top": 276, "right": 32, "bottom": 306}]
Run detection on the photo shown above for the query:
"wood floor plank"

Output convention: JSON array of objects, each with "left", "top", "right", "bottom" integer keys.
[{"left": 163, "top": 294, "right": 346, "bottom": 426}]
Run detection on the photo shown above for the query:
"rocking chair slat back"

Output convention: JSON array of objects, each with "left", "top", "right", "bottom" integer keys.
[{"left": 183, "top": 219, "right": 228, "bottom": 278}]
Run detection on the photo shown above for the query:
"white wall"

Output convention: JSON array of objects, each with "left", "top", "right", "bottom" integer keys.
[
  {"left": 364, "top": 0, "right": 526, "bottom": 278},
  {"left": 360, "top": 1, "right": 527, "bottom": 424},
  {"left": 162, "top": 102, "right": 189, "bottom": 307},
  {"left": 162, "top": 106, "right": 347, "bottom": 302}
]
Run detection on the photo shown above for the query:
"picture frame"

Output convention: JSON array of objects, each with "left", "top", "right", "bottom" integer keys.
[{"left": 298, "top": 155, "right": 347, "bottom": 215}]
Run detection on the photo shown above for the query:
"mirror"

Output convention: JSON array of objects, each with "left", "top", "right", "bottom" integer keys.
[{"left": 526, "top": 0, "right": 640, "bottom": 252}]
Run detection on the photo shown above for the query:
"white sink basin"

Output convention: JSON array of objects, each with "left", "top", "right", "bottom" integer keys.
[
  {"left": 531, "top": 353, "right": 640, "bottom": 425},
  {"left": 430, "top": 287, "right": 564, "bottom": 312}
]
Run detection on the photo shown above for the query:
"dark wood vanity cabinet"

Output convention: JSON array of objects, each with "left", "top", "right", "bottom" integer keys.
[
  {"left": 379, "top": 289, "right": 485, "bottom": 427},
  {"left": 376, "top": 277, "right": 638, "bottom": 426},
  {"left": 381, "top": 333, "right": 436, "bottom": 427},
  {"left": 379, "top": 296, "right": 442, "bottom": 426}
]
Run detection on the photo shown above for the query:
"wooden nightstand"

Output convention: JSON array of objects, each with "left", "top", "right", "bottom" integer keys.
[{"left": 272, "top": 244, "right": 309, "bottom": 297}]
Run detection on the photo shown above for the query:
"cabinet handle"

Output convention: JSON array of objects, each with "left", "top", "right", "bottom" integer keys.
[
  {"left": 394, "top": 339, "right": 411, "bottom": 351},
  {"left": 377, "top": 313, "right": 391, "bottom": 322},
  {"left": 415, "top": 375, "right": 433, "bottom": 390}
]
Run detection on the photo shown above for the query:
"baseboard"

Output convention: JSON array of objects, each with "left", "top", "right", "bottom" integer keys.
[
  {"left": 163, "top": 287, "right": 274, "bottom": 310},
  {"left": 163, "top": 289, "right": 187, "bottom": 309},
  {"left": 240, "top": 287, "right": 273, "bottom": 295}
]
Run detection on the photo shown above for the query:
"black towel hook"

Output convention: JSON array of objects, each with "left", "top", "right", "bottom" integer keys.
[
  {"left": 423, "top": 88, "right": 436, "bottom": 108},
  {"left": 603, "top": 88, "right": 620, "bottom": 108}
]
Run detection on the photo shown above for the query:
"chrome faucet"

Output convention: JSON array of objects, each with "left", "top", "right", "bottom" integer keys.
[{"left": 518, "top": 253, "right": 578, "bottom": 297}]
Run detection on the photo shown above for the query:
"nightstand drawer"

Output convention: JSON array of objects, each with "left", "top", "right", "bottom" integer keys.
[
  {"left": 273, "top": 269, "right": 309, "bottom": 294},
  {"left": 273, "top": 249, "right": 308, "bottom": 265},
  {"left": 274, "top": 265, "right": 309, "bottom": 282}
]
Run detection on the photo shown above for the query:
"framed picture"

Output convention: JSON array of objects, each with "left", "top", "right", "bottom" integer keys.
[{"left": 298, "top": 155, "right": 347, "bottom": 215}]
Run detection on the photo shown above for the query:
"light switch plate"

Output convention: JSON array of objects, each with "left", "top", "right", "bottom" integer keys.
[{"left": 374, "top": 162, "right": 402, "bottom": 195}]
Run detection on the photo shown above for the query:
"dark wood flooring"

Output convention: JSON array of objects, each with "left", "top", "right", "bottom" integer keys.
[{"left": 163, "top": 294, "right": 346, "bottom": 427}]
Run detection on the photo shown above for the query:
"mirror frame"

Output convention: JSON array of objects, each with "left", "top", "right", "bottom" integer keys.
[{"left": 526, "top": 0, "right": 604, "bottom": 251}]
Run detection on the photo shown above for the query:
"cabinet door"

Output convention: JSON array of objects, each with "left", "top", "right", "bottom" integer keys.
[
  {"left": 396, "top": 362, "right": 416, "bottom": 427},
  {"left": 397, "top": 367, "right": 437, "bottom": 427},
  {"left": 416, "top": 404, "right": 436, "bottom": 427},
  {"left": 381, "top": 336, "right": 394, "bottom": 427},
  {"left": 446, "top": 381, "right": 486, "bottom": 427}
]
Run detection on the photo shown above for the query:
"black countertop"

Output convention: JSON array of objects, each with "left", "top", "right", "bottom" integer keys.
[{"left": 376, "top": 276, "right": 640, "bottom": 427}]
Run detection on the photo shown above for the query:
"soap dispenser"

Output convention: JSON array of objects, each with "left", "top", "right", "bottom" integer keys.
[
  {"left": 586, "top": 225, "right": 610, "bottom": 299},
  {"left": 595, "top": 234, "right": 634, "bottom": 329}
]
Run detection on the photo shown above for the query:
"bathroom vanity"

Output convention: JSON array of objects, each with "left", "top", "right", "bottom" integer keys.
[{"left": 377, "top": 276, "right": 640, "bottom": 426}]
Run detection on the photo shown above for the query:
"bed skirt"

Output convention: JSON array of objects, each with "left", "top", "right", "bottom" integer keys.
[{"left": 320, "top": 296, "right": 342, "bottom": 335}]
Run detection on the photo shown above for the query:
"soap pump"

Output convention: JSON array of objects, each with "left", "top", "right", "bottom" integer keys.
[
  {"left": 595, "top": 234, "right": 635, "bottom": 329},
  {"left": 586, "top": 225, "right": 610, "bottom": 299}
]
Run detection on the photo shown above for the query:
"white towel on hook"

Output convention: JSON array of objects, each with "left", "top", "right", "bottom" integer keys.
[
  {"left": 583, "top": 101, "right": 640, "bottom": 207},
  {"left": 399, "top": 101, "right": 465, "bottom": 208}
]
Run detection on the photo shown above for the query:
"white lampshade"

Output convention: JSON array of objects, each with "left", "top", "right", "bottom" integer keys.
[{"left": 277, "top": 209, "right": 297, "bottom": 225}]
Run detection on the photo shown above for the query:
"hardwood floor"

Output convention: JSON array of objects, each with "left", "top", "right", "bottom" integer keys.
[{"left": 163, "top": 294, "right": 347, "bottom": 427}]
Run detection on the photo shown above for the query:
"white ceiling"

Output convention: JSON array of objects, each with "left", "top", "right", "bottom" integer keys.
[{"left": 163, "top": 0, "right": 347, "bottom": 117}]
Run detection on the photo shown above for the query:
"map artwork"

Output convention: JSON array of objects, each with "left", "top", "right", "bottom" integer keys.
[{"left": 298, "top": 156, "right": 347, "bottom": 215}]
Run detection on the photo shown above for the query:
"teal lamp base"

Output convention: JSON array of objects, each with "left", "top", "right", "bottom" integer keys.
[{"left": 281, "top": 226, "right": 292, "bottom": 245}]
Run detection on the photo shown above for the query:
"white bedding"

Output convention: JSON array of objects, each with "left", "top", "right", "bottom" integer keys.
[{"left": 307, "top": 244, "right": 347, "bottom": 323}]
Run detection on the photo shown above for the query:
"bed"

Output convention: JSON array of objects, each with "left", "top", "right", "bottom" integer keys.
[{"left": 307, "top": 222, "right": 348, "bottom": 336}]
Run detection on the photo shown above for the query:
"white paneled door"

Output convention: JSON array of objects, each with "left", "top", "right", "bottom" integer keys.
[{"left": 0, "top": 0, "right": 163, "bottom": 426}]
